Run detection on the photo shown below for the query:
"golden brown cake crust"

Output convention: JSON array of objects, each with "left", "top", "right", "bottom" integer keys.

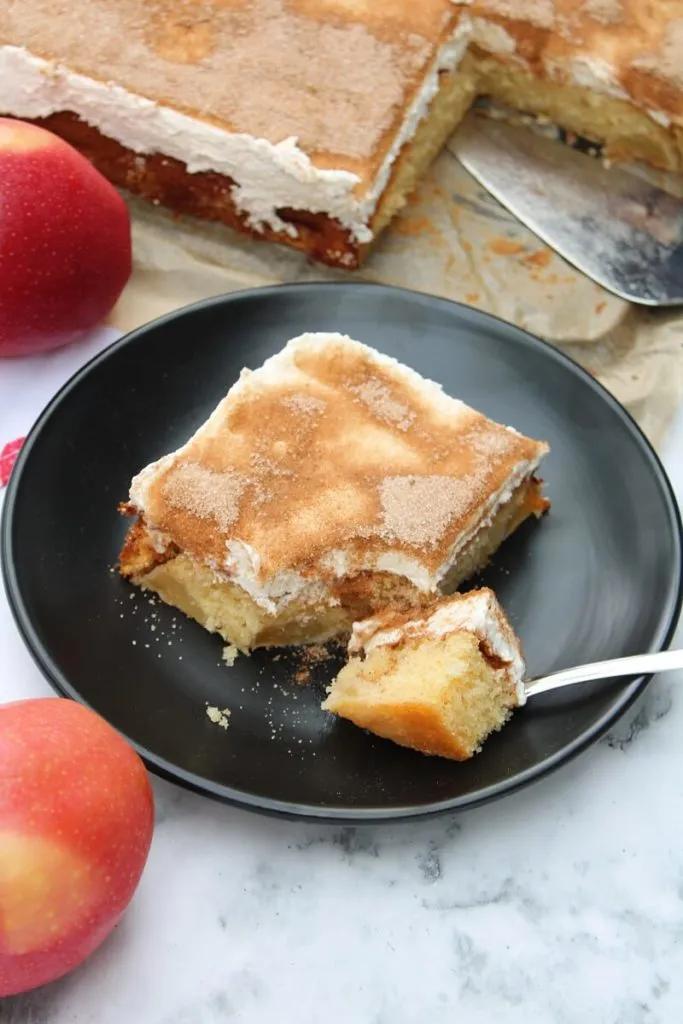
[
  {"left": 118, "top": 510, "right": 178, "bottom": 578},
  {"left": 336, "top": 698, "right": 475, "bottom": 760}
]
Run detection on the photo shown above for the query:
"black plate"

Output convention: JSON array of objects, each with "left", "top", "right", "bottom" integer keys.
[{"left": 3, "top": 284, "right": 681, "bottom": 820}]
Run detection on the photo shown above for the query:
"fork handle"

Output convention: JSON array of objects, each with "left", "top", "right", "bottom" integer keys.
[{"left": 525, "top": 649, "right": 683, "bottom": 699}]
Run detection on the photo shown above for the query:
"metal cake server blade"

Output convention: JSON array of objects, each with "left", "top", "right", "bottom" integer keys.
[
  {"left": 525, "top": 648, "right": 683, "bottom": 699},
  {"left": 450, "top": 112, "right": 683, "bottom": 306}
]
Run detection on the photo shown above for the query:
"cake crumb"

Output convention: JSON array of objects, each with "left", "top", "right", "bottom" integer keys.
[
  {"left": 206, "top": 705, "right": 232, "bottom": 729},
  {"left": 222, "top": 644, "right": 239, "bottom": 667},
  {"left": 289, "top": 640, "right": 343, "bottom": 685}
]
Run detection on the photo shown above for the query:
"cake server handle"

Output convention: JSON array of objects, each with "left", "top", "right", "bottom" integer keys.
[{"left": 525, "top": 649, "right": 683, "bottom": 699}]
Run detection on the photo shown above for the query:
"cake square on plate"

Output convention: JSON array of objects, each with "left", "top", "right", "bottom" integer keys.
[{"left": 119, "top": 332, "right": 549, "bottom": 650}]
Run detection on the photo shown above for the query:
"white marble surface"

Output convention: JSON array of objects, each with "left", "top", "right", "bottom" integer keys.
[{"left": 2, "top": 335, "right": 683, "bottom": 1024}]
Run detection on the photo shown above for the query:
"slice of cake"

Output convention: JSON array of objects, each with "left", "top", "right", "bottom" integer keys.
[
  {"left": 118, "top": 332, "right": 549, "bottom": 650},
  {"left": 0, "top": 0, "right": 477, "bottom": 268},
  {"left": 322, "top": 588, "right": 525, "bottom": 760}
]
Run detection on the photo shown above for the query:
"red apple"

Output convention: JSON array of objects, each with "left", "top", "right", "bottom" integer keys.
[
  {"left": 0, "top": 118, "right": 131, "bottom": 357},
  {"left": 0, "top": 698, "right": 154, "bottom": 996}
]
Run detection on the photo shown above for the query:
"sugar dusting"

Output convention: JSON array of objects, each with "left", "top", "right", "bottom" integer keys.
[
  {"left": 349, "top": 378, "right": 415, "bottom": 431},
  {"left": 465, "top": 425, "right": 517, "bottom": 464},
  {"left": 282, "top": 393, "right": 327, "bottom": 415},
  {"left": 378, "top": 475, "right": 475, "bottom": 547},
  {"left": 2, "top": 0, "right": 436, "bottom": 161},
  {"left": 581, "top": 0, "right": 624, "bottom": 25},
  {"left": 249, "top": 451, "right": 293, "bottom": 477},
  {"left": 133, "top": 333, "right": 548, "bottom": 581},
  {"left": 285, "top": 640, "right": 345, "bottom": 686},
  {"left": 163, "top": 462, "right": 245, "bottom": 531},
  {"left": 482, "top": 0, "right": 556, "bottom": 30}
]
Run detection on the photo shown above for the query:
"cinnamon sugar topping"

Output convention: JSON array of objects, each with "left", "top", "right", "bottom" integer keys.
[
  {"left": 163, "top": 462, "right": 246, "bottom": 531},
  {"left": 378, "top": 475, "right": 474, "bottom": 547},
  {"left": 0, "top": 0, "right": 459, "bottom": 165},
  {"left": 131, "top": 333, "right": 548, "bottom": 582},
  {"left": 282, "top": 393, "right": 327, "bottom": 415},
  {"left": 480, "top": 0, "right": 556, "bottom": 29},
  {"left": 349, "top": 378, "right": 415, "bottom": 431},
  {"left": 581, "top": 0, "right": 624, "bottom": 25},
  {"left": 464, "top": 425, "right": 517, "bottom": 464}
]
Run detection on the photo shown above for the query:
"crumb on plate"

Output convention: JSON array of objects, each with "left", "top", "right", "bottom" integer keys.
[{"left": 206, "top": 704, "right": 231, "bottom": 730}]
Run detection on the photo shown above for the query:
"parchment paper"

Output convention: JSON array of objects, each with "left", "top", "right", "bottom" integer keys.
[{"left": 110, "top": 141, "right": 683, "bottom": 447}]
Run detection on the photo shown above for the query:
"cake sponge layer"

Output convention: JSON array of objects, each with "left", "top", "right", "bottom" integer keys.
[{"left": 323, "top": 588, "right": 524, "bottom": 759}]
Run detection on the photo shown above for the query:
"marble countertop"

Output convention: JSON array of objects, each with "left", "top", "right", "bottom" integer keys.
[{"left": 2, "top": 338, "right": 683, "bottom": 1024}]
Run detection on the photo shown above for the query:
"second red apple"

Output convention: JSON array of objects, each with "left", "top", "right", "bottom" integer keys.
[{"left": 0, "top": 698, "right": 154, "bottom": 996}]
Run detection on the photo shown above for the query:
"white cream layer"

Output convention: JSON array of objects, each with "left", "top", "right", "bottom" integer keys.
[
  {"left": 129, "top": 332, "right": 544, "bottom": 617},
  {"left": 0, "top": 18, "right": 470, "bottom": 243},
  {"left": 349, "top": 589, "right": 527, "bottom": 704}
]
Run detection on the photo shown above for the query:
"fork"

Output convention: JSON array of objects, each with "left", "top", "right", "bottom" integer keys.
[{"left": 525, "top": 649, "right": 683, "bottom": 699}]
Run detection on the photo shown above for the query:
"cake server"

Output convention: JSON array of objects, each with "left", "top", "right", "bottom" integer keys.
[
  {"left": 525, "top": 648, "right": 683, "bottom": 699},
  {"left": 450, "top": 112, "right": 683, "bottom": 307}
]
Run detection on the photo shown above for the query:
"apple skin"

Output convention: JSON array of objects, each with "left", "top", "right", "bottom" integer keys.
[
  {"left": 0, "top": 118, "right": 132, "bottom": 357},
  {"left": 0, "top": 698, "right": 154, "bottom": 996}
]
